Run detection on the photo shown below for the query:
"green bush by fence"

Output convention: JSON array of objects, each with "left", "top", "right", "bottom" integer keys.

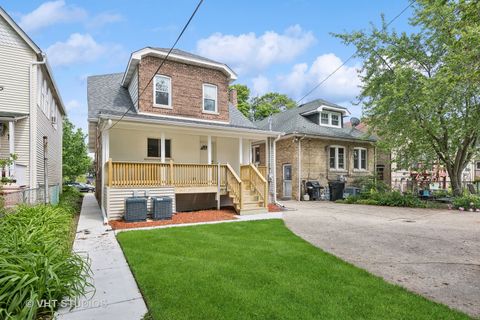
[{"left": 0, "top": 187, "right": 91, "bottom": 319}]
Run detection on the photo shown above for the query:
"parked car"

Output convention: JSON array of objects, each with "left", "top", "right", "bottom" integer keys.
[{"left": 66, "top": 182, "right": 95, "bottom": 193}]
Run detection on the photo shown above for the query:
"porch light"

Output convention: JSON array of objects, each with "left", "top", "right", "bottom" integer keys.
[{"left": 200, "top": 145, "right": 208, "bottom": 150}]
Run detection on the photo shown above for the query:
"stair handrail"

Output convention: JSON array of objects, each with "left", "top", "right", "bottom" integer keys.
[
  {"left": 247, "top": 164, "right": 268, "bottom": 208},
  {"left": 225, "top": 163, "right": 243, "bottom": 210}
]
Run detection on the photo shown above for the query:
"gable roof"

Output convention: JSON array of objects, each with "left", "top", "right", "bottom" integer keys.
[
  {"left": 256, "top": 99, "right": 376, "bottom": 142},
  {"left": 121, "top": 47, "right": 237, "bottom": 87},
  {"left": 88, "top": 72, "right": 273, "bottom": 136},
  {"left": 0, "top": 6, "right": 66, "bottom": 116}
]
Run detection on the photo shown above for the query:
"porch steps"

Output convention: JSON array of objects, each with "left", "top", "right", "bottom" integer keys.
[{"left": 228, "top": 180, "right": 267, "bottom": 215}]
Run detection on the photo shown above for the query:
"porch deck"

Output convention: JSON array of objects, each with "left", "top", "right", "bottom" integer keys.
[{"left": 105, "top": 160, "right": 268, "bottom": 214}]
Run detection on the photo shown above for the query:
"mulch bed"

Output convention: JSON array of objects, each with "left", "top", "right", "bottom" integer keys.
[
  {"left": 109, "top": 208, "right": 237, "bottom": 230},
  {"left": 268, "top": 203, "right": 284, "bottom": 212}
]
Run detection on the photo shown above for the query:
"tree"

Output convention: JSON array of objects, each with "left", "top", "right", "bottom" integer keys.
[
  {"left": 62, "top": 119, "right": 91, "bottom": 182},
  {"left": 335, "top": 0, "right": 480, "bottom": 196},
  {"left": 251, "top": 92, "right": 296, "bottom": 121},
  {"left": 229, "top": 84, "right": 251, "bottom": 118}
]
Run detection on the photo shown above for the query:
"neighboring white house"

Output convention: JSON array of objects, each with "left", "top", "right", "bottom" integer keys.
[
  {"left": 88, "top": 48, "right": 279, "bottom": 220},
  {"left": 0, "top": 7, "right": 66, "bottom": 203}
]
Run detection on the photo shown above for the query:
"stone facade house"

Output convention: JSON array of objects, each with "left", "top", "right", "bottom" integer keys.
[
  {"left": 0, "top": 7, "right": 66, "bottom": 203},
  {"left": 255, "top": 99, "right": 376, "bottom": 201},
  {"left": 88, "top": 48, "right": 278, "bottom": 220}
]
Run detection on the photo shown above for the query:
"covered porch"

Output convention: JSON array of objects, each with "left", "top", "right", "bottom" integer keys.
[{"left": 99, "top": 120, "right": 275, "bottom": 220}]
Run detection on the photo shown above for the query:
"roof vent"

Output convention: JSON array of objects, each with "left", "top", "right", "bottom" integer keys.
[{"left": 350, "top": 117, "right": 361, "bottom": 128}]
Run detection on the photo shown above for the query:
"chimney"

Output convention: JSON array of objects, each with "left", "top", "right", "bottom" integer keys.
[{"left": 228, "top": 88, "right": 238, "bottom": 108}]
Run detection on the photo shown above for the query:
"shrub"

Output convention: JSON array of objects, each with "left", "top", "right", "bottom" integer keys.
[
  {"left": 356, "top": 199, "right": 379, "bottom": 205},
  {"left": 453, "top": 194, "right": 480, "bottom": 210},
  {"left": 371, "top": 191, "right": 426, "bottom": 208},
  {"left": 0, "top": 190, "right": 91, "bottom": 319},
  {"left": 343, "top": 195, "right": 362, "bottom": 204},
  {"left": 352, "top": 176, "right": 390, "bottom": 195}
]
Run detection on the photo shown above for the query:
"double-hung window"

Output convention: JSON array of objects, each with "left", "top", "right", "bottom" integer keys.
[
  {"left": 329, "top": 146, "right": 345, "bottom": 170},
  {"left": 353, "top": 147, "right": 367, "bottom": 170},
  {"left": 154, "top": 75, "right": 171, "bottom": 107},
  {"left": 319, "top": 111, "right": 341, "bottom": 128},
  {"left": 203, "top": 84, "right": 217, "bottom": 113},
  {"left": 476, "top": 161, "right": 480, "bottom": 170}
]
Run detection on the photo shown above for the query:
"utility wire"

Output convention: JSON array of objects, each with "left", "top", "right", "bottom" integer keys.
[
  {"left": 296, "top": 0, "right": 416, "bottom": 105},
  {"left": 108, "top": 0, "right": 204, "bottom": 131}
]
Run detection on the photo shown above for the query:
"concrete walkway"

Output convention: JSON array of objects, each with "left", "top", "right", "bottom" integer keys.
[
  {"left": 56, "top": 194, "right": 148, "bottom": 320},
  {"left": 283, "top": 201, "right": 480, "bottom": 317}
]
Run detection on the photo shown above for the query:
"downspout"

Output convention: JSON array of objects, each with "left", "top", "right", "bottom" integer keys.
[
  {"left": 30, "top": 54, "right": 46, "bottom": 189},
  {"left": 374, "top": 144, "right": 377, "bottom": 185},
  {"left": 272, "top": 133, "right": 283, "bottom": 205},
  {"left": 297, "top": 134, "right": 306, "bottom": 201},
  {"left": 99, "top": 118, "right": 112, "bottom": 224}
]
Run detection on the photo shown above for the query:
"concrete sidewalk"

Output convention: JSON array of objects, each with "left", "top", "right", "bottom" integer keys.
[{"left": 56, "top": 194, "right": 148, "bottom": 320}]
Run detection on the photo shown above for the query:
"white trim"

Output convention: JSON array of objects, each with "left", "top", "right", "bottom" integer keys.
[
  {"left": 239, "top": 137, "right": 243, "bottom": 165},
  {"left": 329, "top": 145, "right": 346, "bottom": 170},
  {"left": 475, "top": 160, "right": 480, "bottom": 170},
  {"left": 300, "top": 105, "right": 351, "bottom": 116},
  {"left": 202, "top": 83, "right": 218, "bottom": 114},
  {"left": 319, "top": 111, "right": 342, "bottom": 128},
  {"left": 138, "top": 111, "right": 229, "bottom": 125},
  {"left": 207, "top": 135, "right": 212, "bottom": 165},
  {"left": 252, "top": 145, "right": 260, "bottom": 164},
  {"left": 353, "top": 147, "right": 368, "bottom": 171},
  {"left": 122, "top": 47, "right": 238, "bottom": 86},
  {"left": 153, "top": 75, "right": 172, "bottom": 108}
]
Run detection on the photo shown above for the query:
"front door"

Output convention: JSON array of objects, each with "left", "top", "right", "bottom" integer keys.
[{"left": 283, "top": 164, "right": 292, "bottom": 198}]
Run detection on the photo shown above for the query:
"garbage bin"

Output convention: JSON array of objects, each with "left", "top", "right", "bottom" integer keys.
[
  {"left": 328, "top": 181, "right": 345, "bottom": 201},
  {"left": 306, "top": 181, "right": 322, "bottom": 200},
  {"left": 125, "top": 197, "right": 148, "bottom": 222},
  {"left": 151, "top": 197, "right": 173, "bottom": 220}
]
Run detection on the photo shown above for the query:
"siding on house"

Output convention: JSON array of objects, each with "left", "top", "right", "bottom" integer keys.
[
  {"left": 0, "top": 15, "right": 33, "bottom": 114},
  {"left": 128, "top": 67, "right": 138, "bottom": 109}
]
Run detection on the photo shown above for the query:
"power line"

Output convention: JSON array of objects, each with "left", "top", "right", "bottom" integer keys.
[
  {"left": 108, "top": 0, "right": 204, "bottom": 131},
  {"left": 296, "top": 0, "right": 416, "bottom": 105}
]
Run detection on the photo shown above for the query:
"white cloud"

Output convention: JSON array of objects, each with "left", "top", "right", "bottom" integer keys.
[
  {"left": 46, "top": 33, "right": 107, "bottom": 66},
  {"left": 251, "top": 75, "right": 271, "bottom": 97},
  {"left": 278, "top": 53, "right": 361, "bottom": 103},
  {"left": 196, "top": 25, "right": 315, "bottom": 74},
  {"left": 87, "top": 13, "right": 123, "bottom": 28},
  {"left": 19, "top": 0, "right": 87, "bottom": 32},
  {"left": 66, "top": 99, "right": 81, "bottom": 111}
]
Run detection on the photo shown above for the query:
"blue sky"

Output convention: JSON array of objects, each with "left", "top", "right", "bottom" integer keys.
[{"left": 2, "top": 0, "right": 414, "bottom": 133}]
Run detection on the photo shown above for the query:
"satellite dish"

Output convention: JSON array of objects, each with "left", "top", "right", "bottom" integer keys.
[{"left": 350, "top": 117, "right": 361, "bottom": 127}]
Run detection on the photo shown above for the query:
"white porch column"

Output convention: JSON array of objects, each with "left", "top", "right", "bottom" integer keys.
[
  {"left": 239, "top": 137, "right": 243, "bottom": 166},
  {"left": 8, "top": 121, "right": 14, "bottom": 177},
  {"left": 248, "top": 140, "right": 252, "bottom": 164},
  {"left": 207, "top": 135, "right": 212, "bottom": 164},
  {"left": 264, "top": 138, "right": 269, "bottom": 168},
  {"left": 160, "top": 132, "right": 165, "bottom": 163}
]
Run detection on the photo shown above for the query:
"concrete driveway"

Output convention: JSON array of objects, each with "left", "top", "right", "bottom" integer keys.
[{"left": 283, "top": 201, "right": 480, "bottom": 317}]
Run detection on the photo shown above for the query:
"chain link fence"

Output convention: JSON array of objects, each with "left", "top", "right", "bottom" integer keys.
[{"left": 1, "top": 184, "right": 61, "bottom": 207}]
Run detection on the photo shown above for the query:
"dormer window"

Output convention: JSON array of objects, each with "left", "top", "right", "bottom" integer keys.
[
  {"left": 320, "top": 111, "right": 341, "bottom": 128},
  {"left": 154, "top": 75, "right": 171, "bottom": 108}
]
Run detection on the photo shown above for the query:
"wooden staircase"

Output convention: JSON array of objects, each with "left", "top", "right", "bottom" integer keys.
[{"left": 225, "top": 164, "right": 268, "bottom": 215}]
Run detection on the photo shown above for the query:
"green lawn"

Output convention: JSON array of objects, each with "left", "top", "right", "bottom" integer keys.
[{"left": 117, "top": 220, "right": 469, "bottom": 320}]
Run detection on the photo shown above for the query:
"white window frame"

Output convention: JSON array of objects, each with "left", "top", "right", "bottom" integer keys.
[
  {"left": 353, "top": 147, "right": 368, "bottom": 171},
  {"left": 476, "top": 161, "right": 480, "bottom": 170},
  {"left": 153, "top": 75, "right": 172, "bottom": 109},
  {"left": 329, "top": 146, "right": 346, "bottom": 171},
  {"left": 319, "top": 111, "right": 342, "bottom": 128},
  {"left": 146, "top": 137, "right": 172, "bottom": 159},
  {"left": 252, "top": 145, "right": 261, "bottom": 164},
  {"left": 202, "top": 84, "right": 218, "bottom": 114}
]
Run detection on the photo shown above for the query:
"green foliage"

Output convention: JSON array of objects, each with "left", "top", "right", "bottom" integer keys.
[
  {"left": 251, "top": 92, "right": 296, "bottom": 121},
  {"left": 229, "top": 84, "right": 251, "bottom": 118},
  {"left": 452, "top": 194, "right": 480, "bottom": 210},
  {"left": 334, "top": 0, "right": 480, "bottom": 195},
  {"left": 0, "top": 190, "right": 90, "bottom": 319},
  {"left": 343, "top": 195, "right": 362, "bottom": 204},
  {"left": 63, "top": 119, "right": 91, "bottom": 182},
  {"left": 356, "top": 199, "right": 380, "bottom": 206},
  {"left": 370, "top": 191, "right": 426, "bottom": 208},
  {"left": 352, "top": 176, "right": 390, "bottom": 194}
]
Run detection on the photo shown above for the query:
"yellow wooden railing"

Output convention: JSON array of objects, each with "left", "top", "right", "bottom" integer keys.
[
  {"left": 240, "top": 164, "right": 268, "bottom": 208},
  {"left": 108, "top": 160, "right": 225, "bottom": 188},
  {"left": 257, "top": 166, "right": 268, "bottom": 179},
  {"left": 225, "top": 163, "right": 243, "bottom": 209}
]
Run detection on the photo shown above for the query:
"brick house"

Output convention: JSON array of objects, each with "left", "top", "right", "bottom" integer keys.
[
  {"left": 88, "top": 48, "right": 279, "bottom": 220},
  {"left": 255, "top": 99, "right": 376, "bottom": 200}
]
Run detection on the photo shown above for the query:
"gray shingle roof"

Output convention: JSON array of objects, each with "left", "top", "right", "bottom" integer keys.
[
  {"left": 87, "top": 72, "right": 263, "bottom": 131},
  {"left": 256, "top": 99, "right": 376, "bottom": 142}
]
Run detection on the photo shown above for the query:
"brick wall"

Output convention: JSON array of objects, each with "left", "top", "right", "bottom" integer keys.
[
  {"left": 275, "top": 136, "right": 375, "bottom": 200},
  {"left": 137, "top": 56, "right": 230, "bottom": 121}
]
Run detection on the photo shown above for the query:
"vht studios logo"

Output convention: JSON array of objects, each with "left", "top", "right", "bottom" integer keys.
[{"left": 25, "top": 299, "right": 107, "bottom": 309}]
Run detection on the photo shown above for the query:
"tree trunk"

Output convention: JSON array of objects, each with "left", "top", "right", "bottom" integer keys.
[{"left": 447, "top": 166, "right": 463, "bottom": 196}]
